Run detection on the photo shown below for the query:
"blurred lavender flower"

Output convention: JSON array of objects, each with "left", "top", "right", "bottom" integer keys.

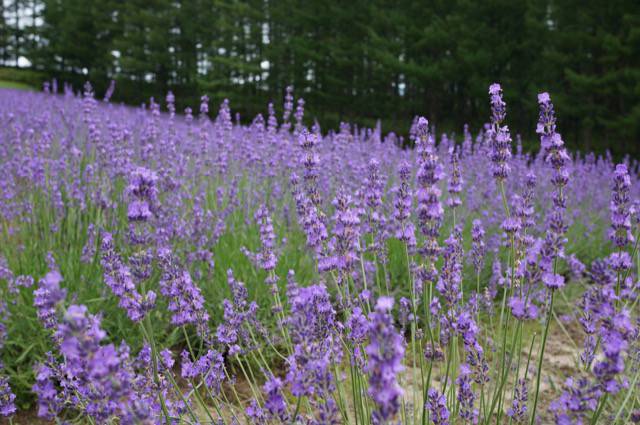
[
  {"left": 366, "top": 296, "right": 404, "bottom": 424},
  {"left": 32, "top": 355, "right": 62, "bottom": 420},
  {"left": 33, "top": 270, "right": 66, "bottom": 329},
  {"left": 81, "top": 223, "right": 98, "bottom": 263},
  {"left": 508, "top": 296, "right": 539, "bottom": 321},
  {"left": 550, "top": 377, "right": 599, "bottom": 424},
  {"left": 127, "top": 167, "right": 159, "bottom": 223},
  {"left": 470, "top": 219, "right": 486, "bottom": 276},
  {"left": 254, "top": 205, "right": 278, "bottom": 274},
  {"left": 299, "top": 129, "right": 322, "bottom": 208},
  {"left": 282, "top": 86, "right": 294, "bottom": 132},
  {"left": 447, "top": 146, "right": 463, "bottom": 211},
  {"left": 594, "top": 309, "right": 633, "bottom": 394},
  {"left": 567, "top": 254, "right": 586, "bottom": 280},
  {"left": 0, "top": 371, "right": 16, "bottom": 417},
  {"left": 426, "top": 388, "right": 450, "bottom": 425},
  {"left": 456, "top": 364, "right": 477, "bottom": 424},
  {"left": 346, "top": 305, "right": 369, "bottom": 368},
  {"left": 507, "top": 379, "right": 528, "bottom": 423},
  {"left": 263, "top": 374, "right": 289, "bottom": 422}
]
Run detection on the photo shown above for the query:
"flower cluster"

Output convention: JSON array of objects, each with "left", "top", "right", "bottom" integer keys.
[
  {"left": 33, "top": 271, "right": 67, "bottom": 329},
  {"left": 393, "top": 161, "right": 417, "bottom": 248},
  {"left": 366, "top": 297, "right": 405, "bottom": 424},
  {"left": 100, "top": 233, "right": 156, "bottom": 322},
  {"left": 537, "top": 92, "right": 570, "bottom": 285},
  {"left": 216, "top": 269, "right": 260, "bottom": 355},
  {"left": 127, "top": 167, "right": 159, "bottom": 223},
  {"left": 488, "top": 83, "right": 512, "bottom": 181},
  {"left": 610, "top": 163, "right": 633, "bottom": 248},
  {"left": 157, "top": 248, "right": 210, "bottom": 336},
  {"left": 415, "top": 117, "right": 444, "bottom": 261},
  {"left": 0, "top": 83, "right": 638, "bottom": 425},
  {"left": 286, "top": 284, "right": 340, "bottom": 422}
]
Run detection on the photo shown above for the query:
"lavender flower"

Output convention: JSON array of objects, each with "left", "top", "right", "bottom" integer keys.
[
  {"left": 594, "top": 309, "right": 633, "bottom": 394},
  {"left": 294, "top": 98, "right": 305, "bottom": 134},
  {"left": 81, "top": 223, "right": 98, "bottom": 263},
  {"left": 610, "top": 163, "right": 633, "bottom": 249},
  {"left": 282, "top": 85, "right": 294, "bottom": 131},
  {"left": 470, "top": 219, "right": 486, "bottom": 274},
  {"left": 325, "top": 190, "right": 361, "bottom": 279},
  {"left": 32, "top": 356, "right": 62, "bottom": 420},
  {"left": 426, "top": 388, "right": 450, "bottom": 425},
  {"left": 286, "top": 284, "right": 339, "bottom": 423},
  {"left": 568, "top": 254, "right": 586, "bottom": 279},
  {"left": 127, "top": 167, "right": 159, "bottom": 223},
  {"left": 488, "top": 83, "right": 512, "bottom": 181},
  {"left": 366, "top": 296, "right": 404, "bottom": 424},
  {"left": 291, "top": 171, "right": 328, "bottom": 259},
  {"left": 508, "top": 296, "right": 539, "bottom": 321},
  {"left": 363, "top": 158, "right": 386, "bottom": 256},
  {"left": 537, "top": 92, "right": 570, "bottom": 277},
  {"left": 246, "top": 400, "right": 267, "bottom": 424},
  {"left": 393, "top": 161, "right": 416, "bottom": 248},
  {"left": 263, "top": 374, "right": 289, "bottom": 422},
  {"left": 550, "top": 377, "right": 599, "bottom": 424},
  {"left": 0, "top": 372, "right": 16, "bottom": 417},
  {"left": 447, "top": 146, "right": 463, "bottom": 210},
  {"left": 299, "top": 129, "right": 322, "bottom": 208},
  {"left": 542, "top": 272, "right": 565, "bottom": 290},
  {"left": 436, "top": 234, "right": 463, "bottom": 308},
  {"left": 346, "top": 306, "right": 369, "bottom": 367},
  {"left": 216, "top": 269, "right": 260, "bottom": 355},
  {"left": 180, "top": 349, "right": 225, "bottom": 395},
  {"left": 38, "top": 304, "right": 152, "bottom": 423},
  {"left": 415, "top": 117, "right": 444, "bottom": 260},
  {"left": 507, "top": 379, "right": 528, "bottom": 423},
  {"left": 166, "top": 90, "right": 175, "bottom": 119},
  {"left": 456, "top": 364, "right": 477, "bottom": 424},
  {"left": 157, "top": 248, "right": 210, "bottom": 336},
  {"left": 254, "top": 205, "right": 278, "bottom": 273},
  {"left": 100, "top": 233, "right": 155, "bottom": 322},
  {"left": 33, "top": 270, "right": 67, "bottom": 329}
]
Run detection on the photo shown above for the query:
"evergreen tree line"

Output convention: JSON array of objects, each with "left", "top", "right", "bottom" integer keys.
[{"left": 1, "top": 0, "right": 639, "bottom": 157}]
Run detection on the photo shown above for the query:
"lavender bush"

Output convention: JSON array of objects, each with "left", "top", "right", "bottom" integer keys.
[{"left": 0, "top": 81, "right": 638, "bottom": 424}]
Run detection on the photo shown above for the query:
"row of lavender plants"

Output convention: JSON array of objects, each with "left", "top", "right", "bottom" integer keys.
[{"left": 0, "top": 81, "right": 639, "bottom": 424}]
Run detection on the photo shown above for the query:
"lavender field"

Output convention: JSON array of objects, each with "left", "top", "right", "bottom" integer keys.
[{"left": 0, "top": 82, "right": 638, "bottom": 425}]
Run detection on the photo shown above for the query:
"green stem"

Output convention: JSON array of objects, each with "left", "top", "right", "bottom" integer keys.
[
  {"left": 612, "top": 367, "right": 640, "bottom": 423},
  {"left": 292, "top": 396, "right": 303, "bottom": 423},
  {"left": 591, "top": 393, "right": 609, "bottom": 425},
  {"left": 140, "top": 318, "right": 174, "bottom": 423},
  {"left": 530, "top": 290, "right": 554, "bottom": 425}
]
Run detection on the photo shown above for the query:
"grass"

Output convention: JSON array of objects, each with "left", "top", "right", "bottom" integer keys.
[{"left": 0, "top": 79, "right": 34, "bottom": 90}]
